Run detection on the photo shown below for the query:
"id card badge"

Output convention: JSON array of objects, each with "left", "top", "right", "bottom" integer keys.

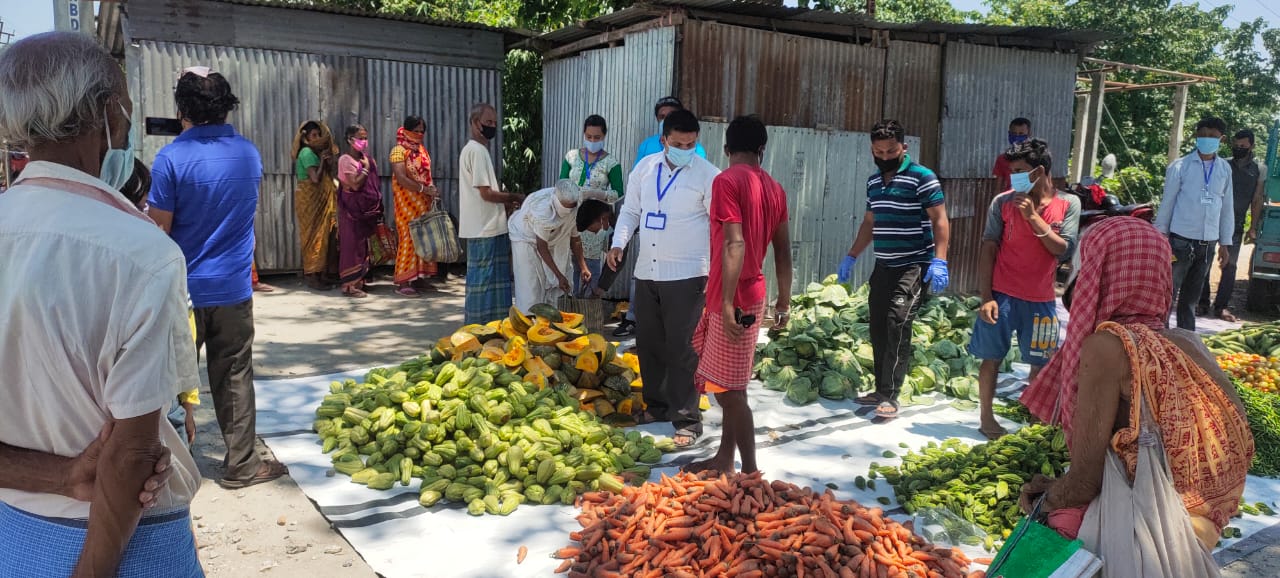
[
  {"left": 644, "top": 212, "right": 667, "bottom": 230},
  {"left": 1201, "top": 193, "right": 1216, "bottom": 205}
]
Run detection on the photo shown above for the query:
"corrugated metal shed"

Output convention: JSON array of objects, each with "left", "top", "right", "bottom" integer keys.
[
  {"left": 699, "top": 122, "right": 919, "bottom": 301},
  {"left": 541, "top": 26, "right": 675, "bottom": 300},
  {"left": 679, "top": 20, "right": 884, "bottom": 133},
  {"left": 123, "top": 1, "right": 505, "bottom": 272},
  {"left": 882, "top": 40, "right": 941, "bottom": 169},
  {"left": 939, "top": 178, "right": 996, "bottom": 295},
  {"left": 939, "top": 42, "right": 1078, "bottom": 179},
  {"left": 541, "top": 26, "right": 676, "bottom": 187}
]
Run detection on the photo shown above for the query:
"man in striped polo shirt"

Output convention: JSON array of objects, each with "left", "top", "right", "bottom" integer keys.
[{"left": 836, "top": 119, "right": 951, "bottom": 419}]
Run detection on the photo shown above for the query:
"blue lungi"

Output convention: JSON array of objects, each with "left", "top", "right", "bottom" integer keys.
[{"left": 464, "top": 234, "right": 514, "bottom": 324}]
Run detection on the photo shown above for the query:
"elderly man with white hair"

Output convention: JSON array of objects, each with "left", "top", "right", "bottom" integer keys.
[
  {"left": 509, "top": 179, "right": 617, "bottom": 310},
  {"left": 0, "top": 32, "right": 203, "bottom": 575}
]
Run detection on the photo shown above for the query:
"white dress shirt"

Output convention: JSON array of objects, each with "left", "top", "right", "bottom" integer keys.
[
  {"left": 0, "top": 161, "right": 201, "bottom": 518},
  {"left": 613, "top": 152, "right": 720, "bottom": 281},
  {"left": 1154, "top": 152, "right": 1235, "bottom": 245}
]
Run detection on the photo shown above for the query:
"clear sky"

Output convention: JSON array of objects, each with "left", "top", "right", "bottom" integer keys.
[{"left": 0, "top": 0, "right": 56, "bottom": 42}]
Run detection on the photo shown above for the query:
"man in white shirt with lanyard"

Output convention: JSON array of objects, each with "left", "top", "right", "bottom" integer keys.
[
  {"left": 1153, "top": 116, "right": 1234, "bottom": 331},
  {"left": 607, "top": 109, "right": 720, "bottom": 448}
]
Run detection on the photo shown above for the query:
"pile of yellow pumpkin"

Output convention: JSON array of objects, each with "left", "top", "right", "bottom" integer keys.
[{"left": 431, "top": 304, "right": 645, "bottom": 425}]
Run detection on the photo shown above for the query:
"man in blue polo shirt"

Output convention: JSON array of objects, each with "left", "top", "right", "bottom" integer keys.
[
  {"left": 834, "top": 119, "right": 950, "bottom": 419},
  {"left": 148, "top": 67, "right": 287, "bottom": 489}
]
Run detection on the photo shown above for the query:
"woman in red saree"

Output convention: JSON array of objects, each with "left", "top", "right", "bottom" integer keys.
[{"left": 1018, "top": 217, "right": 1253, "bottom": 577}]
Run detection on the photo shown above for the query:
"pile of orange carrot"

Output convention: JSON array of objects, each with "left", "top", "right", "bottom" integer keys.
[{"left": 553, "top": 471, "right": 977, "bottom": 578}]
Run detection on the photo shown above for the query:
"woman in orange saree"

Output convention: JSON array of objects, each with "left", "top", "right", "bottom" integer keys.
[{"left": 388, "top": 116, "right": 437, "bottom": 297}]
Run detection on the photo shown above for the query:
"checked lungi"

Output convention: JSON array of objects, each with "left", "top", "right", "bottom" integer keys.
[
  {"left": 692, "top": 301, "right": 765, "bottom": 394},
  {"left": 464, "top": 234, "right": 514, "bottom": 324},
  {"left": 0, "top": 503, "right": 203, "bottom": 577}
]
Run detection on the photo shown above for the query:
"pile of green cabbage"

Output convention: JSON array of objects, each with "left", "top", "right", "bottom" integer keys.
[{"left": 755, "top": 276, "right": 1016, "bottom": 406}]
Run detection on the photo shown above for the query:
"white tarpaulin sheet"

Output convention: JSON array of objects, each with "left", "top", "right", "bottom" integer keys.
[{"left": 255, "top": 365, "right": 1280, "bottom": 578}]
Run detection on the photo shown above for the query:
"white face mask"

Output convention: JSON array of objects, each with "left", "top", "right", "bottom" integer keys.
[
  {"left": 99, "top": 102, "right": 135, "bottom": 189},
  {"left": 554, "top": 199, "right": 575, "bottom": 218}
]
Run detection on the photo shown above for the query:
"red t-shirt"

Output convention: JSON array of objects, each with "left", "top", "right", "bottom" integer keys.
[
  {"left": 992, "top": 155, "right": 1012, "bottom": 192},
  {"left": 707, "top": 164, "right": 790, "bottom": 309},
  {"left": 986, "top": 191, "right": 1080, "bottom": 303}
]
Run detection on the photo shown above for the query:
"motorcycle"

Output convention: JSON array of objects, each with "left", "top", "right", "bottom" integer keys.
[{"left": 1059, "top": 180, "right": 1156, "bottom": 310}]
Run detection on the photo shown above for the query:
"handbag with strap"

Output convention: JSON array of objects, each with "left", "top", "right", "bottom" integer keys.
[
  {"left": 985, "top": 496, "right": 1102, "bottom": 578},
  {"left": 409, "top": 199, "right": 461, "bottom": 263},
  {"left": 369, "top": 222, "right": 397, "bottom": 266}
]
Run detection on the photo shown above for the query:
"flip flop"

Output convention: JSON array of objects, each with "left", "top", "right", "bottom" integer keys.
[
  {"left": 855, "top": 393, "right": 882, "bottom": 406},
  {"left": 673, "top": 427, "right": 704, "bottom": 449},
  {"left": 396, "top": 287, "right": 421, "bottom": 297},
  {"left": 218, "top": 460, "right": 288, "bottom": 489},
  {"left": 874, "top": 401, "right": 900, "bottom": 419}
]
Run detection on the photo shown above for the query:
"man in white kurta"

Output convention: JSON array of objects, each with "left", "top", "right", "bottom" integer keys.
[{"left": 510, "top": 180, "right": 588, "bottom": 310}]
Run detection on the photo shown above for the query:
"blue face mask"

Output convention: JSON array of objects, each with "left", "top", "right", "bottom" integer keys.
[
  {"left": 100, "top": 103, "right": 135, "bottom": 190},
  {"left": 1008, "top": 133, "right": 1029, "bottom": 146},
  {"left": 666, "top": 145, "right": 695, "bottom": 168},
  {"left": 1010, "top": 171, "right": 1035, "bottom": 193},
  {"left": 584, "top": 139, "right": 605, "bottom": 154},
  {"left": 1195, "top": 137, "right": 1220, "bottom": 156}
]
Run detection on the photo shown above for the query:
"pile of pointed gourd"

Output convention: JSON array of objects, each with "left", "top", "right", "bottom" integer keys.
[{"left": 432, "top": 304, "right": 645, "bottom": 426}]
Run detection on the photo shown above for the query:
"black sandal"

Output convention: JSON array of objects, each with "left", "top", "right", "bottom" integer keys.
[{"left": 874, "top": 401, "right": 900, "bottom": 419}]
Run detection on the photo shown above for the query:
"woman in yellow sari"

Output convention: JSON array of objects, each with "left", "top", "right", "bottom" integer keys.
[
  {"left": 292, "top": 121, "right": 339, "bottom": 290},
  {"left": 389, "top": 115, "right": 437, "bottom": 297},
  {"left": 1019, "top": 217, "right": 1253, "bottom": 577}
]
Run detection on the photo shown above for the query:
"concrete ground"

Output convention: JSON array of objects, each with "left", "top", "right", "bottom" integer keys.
[{"left": 186, "top": 260, "right": 1278, "bottom": 577}]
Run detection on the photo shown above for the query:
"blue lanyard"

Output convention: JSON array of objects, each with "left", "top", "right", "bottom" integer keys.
[
  {"left": 1201, "top": 159, "right": 1215, "bottom": 190},
  {"left": 582, "top": 150, "right": 602, "bottom": 184},
  {"left": 656, "top": 164, "right": 683, "bottom": 204}
]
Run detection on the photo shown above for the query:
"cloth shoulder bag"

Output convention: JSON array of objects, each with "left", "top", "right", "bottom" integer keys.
[{"left": 409, "top": 198, "right": 461, "bottom": 263}]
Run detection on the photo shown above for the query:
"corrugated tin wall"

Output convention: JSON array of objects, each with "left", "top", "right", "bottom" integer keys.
[
  {"left": 541, "top": 26, "right": 676, "bottom": 301},
  {"left": 939, "top": 178, "right": 995, "bottom": 295},
  {"left": 883, "top": 41, "right": 942, "bottom": 169},
  {"left": 699, "top": 122, "right": 920, "bottom": 302},
  {"left": 541, "top": 26, "right": 677, "bottom": 187},
  {"left": 127, "top": 40, "right": 501, "bottom": 272},
  {"left": 679, "top": 20, "right": 885, "bottom": 133},
  {"left": 940, "top": 42, "right": 1077, "bottom": 179}
]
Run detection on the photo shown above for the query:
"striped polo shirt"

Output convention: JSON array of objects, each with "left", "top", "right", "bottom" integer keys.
[{"left": 866, "top": 154, "right": 945, "bottom": 267}]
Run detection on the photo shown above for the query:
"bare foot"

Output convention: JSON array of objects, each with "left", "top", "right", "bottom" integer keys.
[
  {"left": 681, "top": 458, "right": 733, "bottom": 475},
  {"left": 979, "top": 422, "right": 1008, "bottom": 440},
  {"left": 1218, "top": 309, "right": 1238, "bottom": 323}
]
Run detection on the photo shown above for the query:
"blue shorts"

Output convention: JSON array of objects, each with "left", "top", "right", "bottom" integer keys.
[{"left": 967, "top": 292, "right": 1059, "bottom": 367}]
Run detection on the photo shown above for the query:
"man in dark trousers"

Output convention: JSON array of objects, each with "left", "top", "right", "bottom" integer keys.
[
  {"left": 835, "top": 119, "right": 950, "bottom": 420},
  {"left": 149, "top": 68, "right": 287, "bottom": 488},
  {"left": 1199, "top": 128, "right": 1267, "bottom": 322},
  {"left": 607, "top": 109, "right": 719, "bottom": 448}
]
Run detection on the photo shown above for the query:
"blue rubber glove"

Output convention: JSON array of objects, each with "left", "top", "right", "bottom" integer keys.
[
  {"left": 837, "top": 255, "right": 857, "bottom": 283},
  {"left": 923, "top": 258, "right": 949, "bottom": 293}
]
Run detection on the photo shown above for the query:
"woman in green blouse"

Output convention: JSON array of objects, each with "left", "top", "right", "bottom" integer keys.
[{"left": 560, "top": 115, "right": 624, "bottom": 200}]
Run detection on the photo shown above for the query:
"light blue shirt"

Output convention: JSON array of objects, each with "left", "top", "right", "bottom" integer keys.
[
  {"left": 633, "top": 135, "right": 707, "bottom": 170},
  {"left": 1154, "top": 152, "right": 1234, "bottom": 246}
]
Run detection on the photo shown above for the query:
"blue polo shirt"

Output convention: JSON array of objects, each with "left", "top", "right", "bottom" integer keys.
[
  {"left": 866, "top": 154, "right": 945, "bottom": 267},
  {"left": 148, "top": 124, "right": 262, "bottom": 308},
  {"left": 633, "top": 135, "right": 707, "bottom": 169}
]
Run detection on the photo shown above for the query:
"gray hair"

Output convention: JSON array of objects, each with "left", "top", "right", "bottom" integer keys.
[
  {"left": 0, "top": 32, "right": 124, "bottom": 148},
  {"left": 469, "top": 103, "right": 495, "bottom": 124}
]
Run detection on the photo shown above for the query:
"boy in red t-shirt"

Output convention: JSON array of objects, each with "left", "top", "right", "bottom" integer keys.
[
  {"left": 970, "top": 139, "right": 1079, "bottom": 439},
  {"left": 685, "top": 116, "right": 792, "bottom": 475}
]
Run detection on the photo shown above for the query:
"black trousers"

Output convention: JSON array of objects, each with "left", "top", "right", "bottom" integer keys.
[
  {"left": 868, "top": 262, "right": 926, "bottom": 402},
  {"left": 633, "top": 277, "right": 706, "bottom": 435},
  {"left": 1169, "top": 234, "right": 1215, "bottom": 331},
  {"left": 194, "top": 298, "right": 261, "bottom": 481},
  {"left": 1200, "top": 228, "right": 1244, "bottom": 314}
]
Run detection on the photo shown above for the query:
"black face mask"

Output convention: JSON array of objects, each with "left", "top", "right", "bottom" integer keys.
[
  {"left": 874, "top": 156, "right": 901, "bottom": 173},
  {"left": 1233, "top": 147, "right": 1252, "bottom": 160},
  {"left": 481, "top": 124, "right": 497, "bottom": 140}
]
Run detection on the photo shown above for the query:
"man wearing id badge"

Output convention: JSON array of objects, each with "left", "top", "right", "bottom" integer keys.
[
  {"left": 1153, "top": 117, "right": 1234, "bottom": 331},
  {"left": 607, "top": 109, "right": 720, "bottom": 448}
]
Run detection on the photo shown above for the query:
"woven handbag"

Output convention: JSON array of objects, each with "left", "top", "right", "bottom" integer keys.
[
  {"left": 409, "top": 200, "right": 461, "bottom": 263},
  {"left": 558, "top": 293, "right": 604, "bottom": 335}
]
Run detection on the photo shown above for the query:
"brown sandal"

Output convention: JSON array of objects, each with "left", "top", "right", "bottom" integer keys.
[{"left": 218, "top": 461, "right": 288, "bottom": 489}]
